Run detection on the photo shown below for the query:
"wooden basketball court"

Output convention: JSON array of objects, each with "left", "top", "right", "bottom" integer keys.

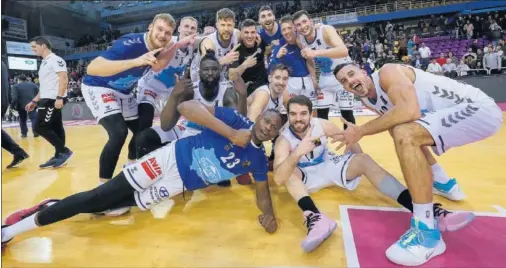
[{"left": 2, "top": 115, "right": 506, "bottom": 267}]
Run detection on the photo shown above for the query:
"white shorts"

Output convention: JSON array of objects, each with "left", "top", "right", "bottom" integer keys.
[
  {"left": 122, "top": 142, "right": 185, "bottom": 211},
  {"left": 152, "top": 124, "right": 186, "bottom": 144},
  {"left": 315, "top": 74, "right": 354, "bottom": 110},
  {"left": 416, "top": 101, "right": 503, "bottom": 156},
  {"left": 81, "top": 83, "right": 138, "bottom": 121},
  {"left": 300, "top": 151, "right": 361, "bottom": 192},
  {"left": 287, "top": 76, "right": 316, "bottom": 105},
  {"left": 136, "top": 84, "right": 170, "bottom": 109}
]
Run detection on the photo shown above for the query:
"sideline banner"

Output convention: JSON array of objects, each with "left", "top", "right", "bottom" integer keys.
[{"left": 2, "top": 15, "right": 28, "bottom": 40}]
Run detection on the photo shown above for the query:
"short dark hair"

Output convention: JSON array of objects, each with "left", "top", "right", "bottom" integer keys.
[
  {"left": 279, "top": 15, "right": 293, "bottom": 25},
  {"left": 287, "top": 95, "right": 312, "bottom": 114},
  {"left": 333, "top": 62, "right": 356, "bottom": 77},
  {"left": 240, "top": 19, "right": 257, "bottom": 30},
  {"left": 30, "top": 36, "right": 52, "bottom": 50},
  {"left": 293, "top": 10, "right": 310, "bottom": 21},
  {"left": 263, "top": 108, "right": 282, "bottom": 122},
  {"left": 18, "top": 75, "right": 27, "bottom": 81},
  {"left": 201, "top": 49, "right": 219, "bottom": 64},
  {"left": 259, "top": 5, "right": 273, "bottom": 15},
  {"left": 270, "top": 63, "right": 291, "bottom": 76}
]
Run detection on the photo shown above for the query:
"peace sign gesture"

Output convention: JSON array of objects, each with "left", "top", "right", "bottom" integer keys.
[
  {"left": 294, "top": 126, "right": 324, "bottom": 157},
  {"left": 329, "top": 118, "right": 363, "bottom": 151}
]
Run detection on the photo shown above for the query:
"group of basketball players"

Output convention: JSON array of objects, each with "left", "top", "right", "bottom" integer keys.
[{"left": 2, "top": 6, "right": 503, "bottom": 267}]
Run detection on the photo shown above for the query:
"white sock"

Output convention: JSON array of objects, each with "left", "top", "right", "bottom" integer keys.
[
  {"left": 2, "top": 213, "right": 39, "bottom": 242},
  {"left": 413, "top": 202, "right": 434, "bottom": 228},
  {"left": 431, "top": 163, "right": 451, "bottom": 184}
]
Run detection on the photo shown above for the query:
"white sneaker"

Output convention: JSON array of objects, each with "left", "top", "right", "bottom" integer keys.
[
  {"left": 386, "top": 217, "right": 446, "bottom": 266},
  {"left": 433, "top": 178, "right": 466, "bottom": 201},
  {"left": 101, "top": 207, "right": 131, "bottom": 217}
]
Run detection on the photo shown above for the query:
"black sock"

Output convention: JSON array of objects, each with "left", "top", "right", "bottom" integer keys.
[
  {"left": 297, "top": 196, "right": 319, "bottom": 213},
  {"left": 397, "top": 189, "right": 413, "bottom": 212},
  {"left": 316, "top": 108, "right": 329, "bottom": 120}
]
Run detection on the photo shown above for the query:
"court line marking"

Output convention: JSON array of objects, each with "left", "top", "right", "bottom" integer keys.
[{"left": 339, "top": 204, "right": 506, "bottom": 268}]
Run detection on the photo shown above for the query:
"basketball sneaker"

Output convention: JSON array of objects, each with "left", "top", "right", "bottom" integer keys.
[
  {"left": 2, "top": 225, "right": 13, "bottom": 248},
  {"left": 3, "top": 199, "right": 60, "bottom": 226},
  {"left": 386, "top": 217, "right": 446, "bottom": 266},
  {"left": 433, "top": 178, "right": 466, "bottom": 201},
  {"left": 434, "top": 203, "right": 476, "bottom": 232},
  {"left": 301, "top": 211, "right": 337, "bottom": 253}
]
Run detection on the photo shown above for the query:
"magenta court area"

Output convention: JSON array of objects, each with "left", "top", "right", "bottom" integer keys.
[{"left": 2, "top": 113, "right": 506, "bottom": 267}]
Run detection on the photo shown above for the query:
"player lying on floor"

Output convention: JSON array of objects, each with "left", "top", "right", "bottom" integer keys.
[
  {"left": 272, "top": 95, "right": 476, "bottom": 253},
  {"left": 2, "top": 97, "right": 283, "bottom": 247}
]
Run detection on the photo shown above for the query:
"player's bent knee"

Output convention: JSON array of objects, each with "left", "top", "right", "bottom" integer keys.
[
  {"left": 391, "top": 123, "right": 424, "bottom": 147},
  {"left": 353, "top": 153, "right": 373, "bottom": 167}
]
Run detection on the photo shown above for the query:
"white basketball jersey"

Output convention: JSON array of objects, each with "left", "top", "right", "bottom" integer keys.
[
  {"left": 281, "top": 118, "right": 328, "bottom": 168},
  {"left": 363, "top": 65, "right": 494, "bottom": 115},
  {"left": 192, "top": 80, "right": 230, "bottom": 107},
  {"left": 137, "top": 36, "right": 194, "bottom": 94},
  {"left": 254, "top": 85, "right": 285, "bottom": 113},
  {"left": 190, "top": 29, "right": 240, "bottom": 82},
  {"left": 298, "top": 25, "right": 352, "bottom": 75}
]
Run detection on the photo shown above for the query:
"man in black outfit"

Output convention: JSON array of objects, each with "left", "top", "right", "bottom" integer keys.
[
  {"left": 26, "top": 36, "right": 72, "bottom": 168},
  {"left": 229, "top": 19, "right": 268, "bottom": 96},
  {"left": 11, "top": 75, "right": 39, "bottom": 138},
  {"left": 1, "top": 61, "right": 29, "bottom": 169}
]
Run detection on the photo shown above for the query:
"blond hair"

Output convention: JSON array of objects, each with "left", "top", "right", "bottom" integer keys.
[{"left": 152, "top": 13, "right": 176, "bottom": 27}]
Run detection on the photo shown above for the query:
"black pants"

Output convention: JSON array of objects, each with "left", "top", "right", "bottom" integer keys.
[
  {"left": 34, "top": 98, "right": 68, "bottom": 155},
  {"left": 1, "top": 130, "right": 25, "bottom": 156},
  {"left": 37, "top": 173, "right": 137, "bottom": 226},
  {"left": 18, "top": 109, "right": 37, "bottom": 136}
]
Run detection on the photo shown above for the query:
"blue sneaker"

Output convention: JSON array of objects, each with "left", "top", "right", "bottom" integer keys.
[
  {"left": 433, "top": 178, "right": 466, "bottom": 201},
  {"left": 52, "top": 150, "right": 74, "bottom": 168},
  {"left": 386, "top": 217, "right": 446, "bottom": 266},
  {"left": 39, "top": 156, "right": 58, "bottom": 169}
]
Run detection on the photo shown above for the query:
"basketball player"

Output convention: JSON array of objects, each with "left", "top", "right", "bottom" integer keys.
[
  {"left": 257, "top": 5, "right": 283, "bottom": 60},
  {"left": 293, "top": 10, "right": 355, "bottom": 128},
  {"left": 334, "top": 63, "right": 503, "bottom": 266},
  {"left": 136, "top": 50, "right": 245, "bottom": 158},
  {"left": 81, "top": 13, "right": 195, "bottom": 216},
  {"left": 136, "top": 16, "right": 199, "bottom": 132},
  {"left": 271, "top": 15, "right": 319, "bottom": 106},
  {"left": 273, "top": 95, "right": 476, "bottom": 253},
  {"left": 136, "top": 51, "right": 247, "bottom": 187},
  {"left": 190, "top": 8, "right": 241, "bottom": 82},
  {"left": 247, "top": 64, "right": 289, "bottom": 121},
  {"left": 2, "top": 101, "right": 283, "bottom": 247}
]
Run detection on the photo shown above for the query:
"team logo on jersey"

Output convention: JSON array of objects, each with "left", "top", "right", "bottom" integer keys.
[
  {"left": 242, "top": 160, "right": 251, "bottom": 168},
  {"left": 158, "top": 187, "right": 169, "bottom": 198},
  {"left": 101, "top": 93, "right": 116, "bottom": 103},
  {"left": 141, "top": 157, "right": 162, "bottom": 180},
  {"left": 57, "top": 60, "right": 64, "bottom": 67},
  {"left": 224, "top": 144, "right": 231, "bottom": 151},
  {"left": 123, "top": 37, "right": 143, "bottom": 46}
]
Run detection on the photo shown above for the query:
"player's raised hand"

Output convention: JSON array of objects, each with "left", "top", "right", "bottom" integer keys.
[
  {"left": 172, "top": 70, "right": 194, "bottom": 99},
  {"left": 294, "top": 126, "right": 323, "bottom": 157},
  {"left": 230, "top": 129, "right": 251, "bottom": 148},
  {"left": 232, "top": 75, "right": 247, "bottom": 97},
  {"left": 330, "top": 118, "right": 363, "bottom": 151},
  {"left": 221, "top": 44, "right": 241, "bottom": 65},
  {"left": 176, "top": 33, "right": 198, "bottom": 48},
  {"left": 301, "top": 48, "right": 317, "bottom": 59},
  {"left": 135, "top": 47, "right": 163, "bottom": 67},
  {"left": 258, "top": 214, "right": 277, "bottom": 233},
  {"left": 276, "top": 44, "right": 288, "bottom": 59}
]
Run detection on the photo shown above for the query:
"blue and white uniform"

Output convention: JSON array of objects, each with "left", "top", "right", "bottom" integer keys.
[
  {"left": 298, "top": 26, "right": 354, "bottom": 110},
  {"left": 280, "top": 118, "right": 360, "bottom": 192},
  {"left": 152, "top": 80, "right": 231, "bottom": 143},
  {"left": 137, "top": 36, "right": 194, "bottom": 109},
  {"left": 271, "top": 41, "right": 315, "bottom": 104},
  {"left": 258, "top": 23, "right": 283, "bottom": 48},
  {"left": 81, "top": 33, "right": 151, "bottom": 121},
  {"left": 123, "top": 107, "right": 269, "bottom": 209}
]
